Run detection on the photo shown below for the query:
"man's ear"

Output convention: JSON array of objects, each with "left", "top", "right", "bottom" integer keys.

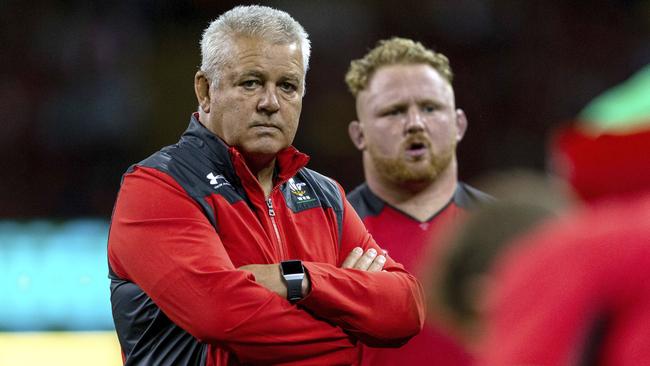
[
  {"left": 455, "top": 109, "right": 468, "bottom": 142},
  {"left": 348, "top": 121, "right": 366, "bottom": 150},
  {"left": 195, "top": 71, "right": 211, "bottom": 113}
]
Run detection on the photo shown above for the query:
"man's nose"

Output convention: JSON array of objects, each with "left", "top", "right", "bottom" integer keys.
[
  {"left": 404, "top": 108, "right": 425, "bottom": 134},
  {"left": 257, "top": 86, "right": 280, "bottom": 114}
]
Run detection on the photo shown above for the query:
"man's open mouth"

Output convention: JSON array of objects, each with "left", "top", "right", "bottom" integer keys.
[{"left": 405, "top": 141, "right": 429, "bottom": 157}]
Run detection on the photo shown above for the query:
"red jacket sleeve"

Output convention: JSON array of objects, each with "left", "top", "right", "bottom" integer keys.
[
  {"left": 108, "top": 167, "right": 356, "bottom": 364},
  {"left": 299, "top": 185, "right": 426, "bottom": 347}
]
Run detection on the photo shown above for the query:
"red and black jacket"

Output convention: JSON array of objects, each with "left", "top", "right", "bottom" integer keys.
[{"left": 108, "top": 114, "right": 425, "bottom": 365}]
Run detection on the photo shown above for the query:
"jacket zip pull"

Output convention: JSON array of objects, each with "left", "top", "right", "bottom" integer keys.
[
  {"left": 266, "top": 198, "right": 276, "bottom": 217},
  {"left": 266, "top": 197, "right": 284, "bottom": 258}
]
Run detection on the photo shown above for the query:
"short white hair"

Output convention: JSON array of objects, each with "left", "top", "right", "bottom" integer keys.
[{"left": 200, "top": 5, "right": 311, "bottom": 85}]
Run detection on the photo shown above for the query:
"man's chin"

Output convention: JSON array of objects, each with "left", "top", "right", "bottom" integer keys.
[
  {"left": 403, "top": 156, "right": 432, "bottom": 166},
  {"left": 370, "top": 150, "right": 453, "bottom": 185},
  {"left": 390, "top": 159, "right": 451, "bottom": 185},
  {"left": 377, "top": 163, "right": 436, "bottom": 185},
  {"left": 394, "top": 171, "right": 438, "bottom": 185},
  {"left": 242, "top": 139, "right": 288, "bottom": 155}
]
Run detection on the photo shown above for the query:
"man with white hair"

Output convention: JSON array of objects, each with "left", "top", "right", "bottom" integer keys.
[{"left": 108, "top": 6, "right": 424, "bottom": 365}]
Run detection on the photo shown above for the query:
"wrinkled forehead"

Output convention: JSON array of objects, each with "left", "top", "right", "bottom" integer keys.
[
  {"left": 225, "top": 35, "right": 306, "bottom": 73},
  {"left": 359, "top": 64, "right": 455, "bottom": 108}
]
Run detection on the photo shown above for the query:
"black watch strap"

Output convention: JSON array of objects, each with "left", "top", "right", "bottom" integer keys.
[{"left": 280, "top": 260, "right": 305, "bottom": 303}]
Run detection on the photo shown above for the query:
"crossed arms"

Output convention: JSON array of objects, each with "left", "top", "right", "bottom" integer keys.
[{"left": 240, "top": 244, "right": 388, "bottom": 299}]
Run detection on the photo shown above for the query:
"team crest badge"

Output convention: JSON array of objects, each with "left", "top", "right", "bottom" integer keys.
[{"left": 288, "top": 178, "right": 314, "bottom": 203}]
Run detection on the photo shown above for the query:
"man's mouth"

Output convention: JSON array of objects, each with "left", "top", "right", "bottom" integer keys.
[
  {"left": 251, "top": 123, "right": 281, "bottom": 132},
  {"left": 405, "top": 141, "right": 429, "bottom": 158}
]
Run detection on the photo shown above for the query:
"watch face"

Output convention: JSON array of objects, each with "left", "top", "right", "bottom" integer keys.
[{"left": 282, "top": 260, "right": 304, "bottom": 274}]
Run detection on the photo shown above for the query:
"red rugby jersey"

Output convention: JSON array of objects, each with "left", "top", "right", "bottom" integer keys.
[{"left": 348, "top": 183, "right": 492, "bottom": 366}]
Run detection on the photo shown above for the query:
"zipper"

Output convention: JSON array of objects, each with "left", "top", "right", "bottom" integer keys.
[{"left": 266, "top": 196, "right": 286, "bottom": 259}]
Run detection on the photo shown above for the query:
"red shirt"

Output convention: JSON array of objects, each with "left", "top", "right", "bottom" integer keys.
[{"left": 348, "top": 183, "right": 491, "bottom": 366}]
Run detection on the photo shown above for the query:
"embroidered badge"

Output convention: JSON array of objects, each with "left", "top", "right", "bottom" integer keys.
[{"left": 288, "top": 178, "right": 315, "bottom": 203}]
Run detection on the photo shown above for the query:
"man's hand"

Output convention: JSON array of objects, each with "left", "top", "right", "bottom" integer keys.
[
  {"left": 341, "top": 247, "right": 386, "bottom": 272},
  {"left": 239, "top": 264, "right": 310, "bottom": 299}
]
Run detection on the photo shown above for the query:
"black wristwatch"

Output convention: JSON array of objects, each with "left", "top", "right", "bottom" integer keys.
[{"left": 280, "top": 260, "right": 305, "bottom": 303}]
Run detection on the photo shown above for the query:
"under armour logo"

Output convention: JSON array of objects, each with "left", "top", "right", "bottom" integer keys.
[
  {"left": 206, "top": 172, "right": 231, "bottom": 188},
  {"left": 207, "top": 172, "right": 222, "bottom": 185}
]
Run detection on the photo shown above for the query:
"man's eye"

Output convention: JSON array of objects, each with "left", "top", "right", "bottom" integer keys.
[
  {"left": 279, "top": 82, "right": 297, "bottom": 93},
  {"left": 241, "top": 80, "right": 260, "bottom": 89},
  {"left": 422, "top": 104, "right": 441, "bottom": 113},
  {"left": 384, "top": 109, "right": 403, "bottom": 116}
]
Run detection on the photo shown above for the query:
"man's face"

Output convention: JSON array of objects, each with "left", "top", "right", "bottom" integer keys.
[
  {"left": 204, "top": 36, "right": 304, "bottom": 160},
  {"left": 353, "top": 63, "right": 465, "bottom": 185}
]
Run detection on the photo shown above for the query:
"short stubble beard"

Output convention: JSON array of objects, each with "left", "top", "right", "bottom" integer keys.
[{"left": 368, "top": 139, "right": 455, "bottom": 187}]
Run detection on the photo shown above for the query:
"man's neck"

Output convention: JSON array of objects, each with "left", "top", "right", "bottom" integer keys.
[
  {"left": 241, "top": 153, "right": 277, "bottom": 198},
  {"left": 366, "top": 159, "right": 459, "bottom": 222},
  {"left": 253, "top": 160, "right": 276, "bottom": 198}
]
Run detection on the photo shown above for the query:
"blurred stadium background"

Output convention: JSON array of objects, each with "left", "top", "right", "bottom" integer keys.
[{"left": 2, "top": 1, "right": 648, "bottom": 365}]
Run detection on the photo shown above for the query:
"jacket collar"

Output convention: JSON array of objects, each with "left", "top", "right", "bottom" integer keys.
[{"left": 182, "top": 113, "right": 310, "bottom": 191}]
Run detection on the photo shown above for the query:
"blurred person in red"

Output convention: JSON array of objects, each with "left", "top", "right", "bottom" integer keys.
[
  {"left": 431, "top": 170, "right": 569, "bottom": 345},
  {"left": 550, "top": 64, "right": 650, "bottom": 205},
  {"left": 345, "top": 37, "right": 492, "bottom": 366},
  {"left": 479, "top": 64, "right": 650, "bottom": 365},
  {"left": 108, "top": 6, "right": 424, "bottom": 365}
]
